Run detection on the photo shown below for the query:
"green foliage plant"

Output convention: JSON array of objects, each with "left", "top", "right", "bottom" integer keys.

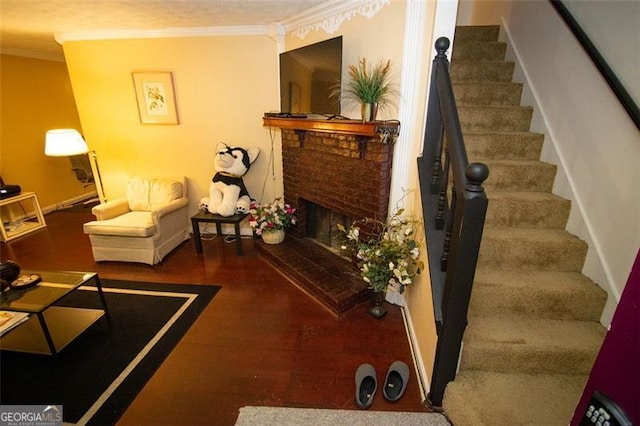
[{"left": 331, "top": 57, "right": 398, "bottom": 110}]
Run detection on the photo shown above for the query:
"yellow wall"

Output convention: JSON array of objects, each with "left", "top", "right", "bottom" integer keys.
[
  {"left": 63, "top": 35, "right": 282, "bottom": 213},
  {"left": 404, "top": 185, "right": 439, "bottom": 389},
  {"left": 0, "top": 54, "right": 87, "bottom": 210},
  {"left": 61, "top": 2, "right": 410, "bottom": 218}
]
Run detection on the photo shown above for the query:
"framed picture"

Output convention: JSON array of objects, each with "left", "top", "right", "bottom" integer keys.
[{"left": 132, "top": 72, "right": 179, "bottom": 124}]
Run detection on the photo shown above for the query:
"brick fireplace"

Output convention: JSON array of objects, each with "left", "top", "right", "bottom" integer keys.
[{"left": 258, "top": 117, "right": 400, "bottom": 316}]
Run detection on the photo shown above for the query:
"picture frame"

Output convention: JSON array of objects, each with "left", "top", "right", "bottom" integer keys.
[{"left": 132, "top": 72, "right": 179, "bottom": 124}]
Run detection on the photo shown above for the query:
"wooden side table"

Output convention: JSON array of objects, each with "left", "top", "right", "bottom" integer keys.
[
  {"left": 0, "top": 192, "right": 47, "bottom": 242},
  {"left": 191, "top": 211, "right": 249, "bottom": 256}
]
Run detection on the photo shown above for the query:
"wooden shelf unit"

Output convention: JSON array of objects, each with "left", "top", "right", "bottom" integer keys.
[{"left": 0, "top": 192, "right": 46, "bottom": 242}]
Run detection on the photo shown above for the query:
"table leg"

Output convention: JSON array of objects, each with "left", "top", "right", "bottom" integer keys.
[
  {"left": 36, "top": 312, "right": 57, "bottom": 355},
  {"left": 191, "top": 218, "right": 203, "bottom": 254},
  {"left": 234, "top": 222, "right": 243, "bottom": 256},
  {"left": 93, "top": 275, "right": 112, "bottom": 327}
]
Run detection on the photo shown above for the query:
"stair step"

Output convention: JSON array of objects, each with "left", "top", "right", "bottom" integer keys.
[
  {"left": 465, "top": 132, "right": 543, "bottom": 161},
  {"left": 461, "top": 315, "right": 604, "bottom": 375},
  {"left": 482, "top": 160, "right": 556, "bottom": 192},
  {"left": 479, "top": 227, "right": 587, "bottom": 271},
  {"left": 443, "top": 370, "right": 588, "bottom": 425},
  {"left": 454, "top": 25, "right": 500, "bottom": 43},
  {"left": 470, "top": 270, "right": 607, "bottom": 321},
  {"left": 451, "top": 60, "right": 516, "bottom": 83},
  {"left": 485, "top": 192, "right": 569, "bottom": 228},
  {"left": 452, "top": 41, "right": 507, "bottom": 61},
  {"left": 459, "top": 105, "right": 533, "bottom": 132},
  {"left": 454, "top": 81, "right": 522, "bottom": 106}
]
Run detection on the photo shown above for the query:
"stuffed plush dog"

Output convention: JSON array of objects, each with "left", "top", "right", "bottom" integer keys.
[{"left": 200, "top": 143, "right": 259, "bottom": 217}]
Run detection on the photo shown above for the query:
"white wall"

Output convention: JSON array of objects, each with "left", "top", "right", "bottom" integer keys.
[
  {"left": 502, "top": 1, "right": 640, "bottom": 324},
  {"left": 563, "top": 0, "right": 640, "bottom": 106}
]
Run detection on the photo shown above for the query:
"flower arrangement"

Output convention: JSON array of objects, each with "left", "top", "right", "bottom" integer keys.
[
  {"left": 249, "top": 198, "right": 297, "bottom": 235},
  {"left": 338, "top": 208, "right": 423, "bottom": 294}
]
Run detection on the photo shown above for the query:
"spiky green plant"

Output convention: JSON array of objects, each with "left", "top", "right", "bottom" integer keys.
[{"left": 331, "top": 57, "right": 397, "bottom": 109}]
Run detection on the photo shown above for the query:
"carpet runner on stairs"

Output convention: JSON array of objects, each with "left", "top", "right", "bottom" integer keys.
[{"left": 441, "top": 25, "right": 607, "bottom": 425}]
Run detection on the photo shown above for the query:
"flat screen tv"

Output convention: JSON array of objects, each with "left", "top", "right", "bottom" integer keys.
[{"left": 279, "top": 36, "right": 342, "bottom": 116}]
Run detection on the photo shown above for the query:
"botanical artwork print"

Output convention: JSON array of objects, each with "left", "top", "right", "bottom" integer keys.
[{"left": 142, "top": 82, "right": 168, "bottom": 115}]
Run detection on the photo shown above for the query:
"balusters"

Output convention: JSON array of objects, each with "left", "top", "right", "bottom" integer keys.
[
  {"left": 419, "top": 36, "right": 490, "bottom": 407},
  {"left": 435, "top": 145, "right": 450, "bottom": 230},
  {"left": 430, "top": 121, "right": 444, "bottom": 194},
  {"left": 441, "top": 182, "right": 456, "bottom": 272}
]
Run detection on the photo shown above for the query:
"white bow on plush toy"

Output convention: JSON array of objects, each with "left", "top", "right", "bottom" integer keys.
[{"left": 200, "top": 143, "right": 259, "bottom": 217}]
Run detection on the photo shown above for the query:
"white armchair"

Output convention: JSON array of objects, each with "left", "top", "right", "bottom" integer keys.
[{"left": 83, "top": 176, "right": 190, "bottom": 265}]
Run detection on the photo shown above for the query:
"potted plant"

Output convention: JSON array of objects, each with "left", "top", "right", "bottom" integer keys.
[
  {"left": 338, "top": 208, "right": 423, "bottom": 318},
  {"left": 331, "top": 57, "right": 398, "bottom": 121},
  {"left": 249, "top": 198, "right": 297, "bottom": 244}
]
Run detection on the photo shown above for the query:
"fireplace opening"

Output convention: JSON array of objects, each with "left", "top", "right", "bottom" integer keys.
[{"left": 306, "top": 202, "right": 351, "bottom": 254}]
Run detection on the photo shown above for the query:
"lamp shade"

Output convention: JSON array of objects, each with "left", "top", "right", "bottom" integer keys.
[{"left": 45, "top": 129, "right": 89, "bottom": 156}]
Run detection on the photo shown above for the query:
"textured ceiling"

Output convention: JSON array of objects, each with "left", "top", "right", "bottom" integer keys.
[{"left": 0, "top": 0, "right": 328, "bottom": 58}]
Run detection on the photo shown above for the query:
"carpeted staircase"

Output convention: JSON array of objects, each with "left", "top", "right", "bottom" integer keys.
[{"left": 441, "top": 25, "right": 608, "bottom": 425}]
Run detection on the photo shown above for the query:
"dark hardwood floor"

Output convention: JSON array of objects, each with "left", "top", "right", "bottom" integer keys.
[{"left": 1, "top": 209, "right": 431, "bottom": 425}]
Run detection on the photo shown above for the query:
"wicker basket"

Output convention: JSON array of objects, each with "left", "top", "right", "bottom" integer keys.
[{"left": 261, "top": 229, "right": 285, "bottom": 245}]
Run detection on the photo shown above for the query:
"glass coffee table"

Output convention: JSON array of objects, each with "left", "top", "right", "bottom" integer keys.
[{"left": 0, "top": 270, "right": 111, "bottom": 355}]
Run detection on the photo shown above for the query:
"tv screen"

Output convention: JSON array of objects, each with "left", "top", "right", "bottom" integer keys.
[{"left": 279, "top": 36, "right": 342, "bottom": 115}]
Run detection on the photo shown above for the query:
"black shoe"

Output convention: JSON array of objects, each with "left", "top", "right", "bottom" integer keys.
[
  {"left": 355, "top": 363, "right": 377, "bottom": 409},
  {"left": 383, "top": 360, "right": 409, "bottom": 402}
]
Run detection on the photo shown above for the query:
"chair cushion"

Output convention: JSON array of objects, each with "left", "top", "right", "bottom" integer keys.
[
  {"left": 127, "top": 177, "right": 183, "bottom": 212},
  {"left": 83, "top": 211, "right": 157, "bottom": 237}
]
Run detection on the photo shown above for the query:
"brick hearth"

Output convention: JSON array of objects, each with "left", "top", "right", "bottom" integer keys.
[
  {"left": 260, "top": 118, "right": 399, "bottom": 316},
  {"left": 255, "top": 236, "right": 368, "bottom": 317}
]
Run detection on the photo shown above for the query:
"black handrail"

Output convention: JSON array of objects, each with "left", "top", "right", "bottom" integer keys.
[
  {"left": 550, "top": 0, "right": 640, "bottom": 131},
  {"left": 417, "top": 37, "right": 489, "bottom": 407}
]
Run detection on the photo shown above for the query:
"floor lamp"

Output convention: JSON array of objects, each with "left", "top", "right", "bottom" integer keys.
[{"left": 45, "top": 129, "right": 107, "bottom": 204}]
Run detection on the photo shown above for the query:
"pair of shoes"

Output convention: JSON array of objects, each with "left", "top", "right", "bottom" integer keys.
[{"left": 354, "top": 361, "right": 410, "bottom": 409}]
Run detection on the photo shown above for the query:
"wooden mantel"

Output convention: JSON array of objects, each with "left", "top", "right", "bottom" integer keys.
[{"left": 262, "top": 116, "right": 400, "bottom": 138}]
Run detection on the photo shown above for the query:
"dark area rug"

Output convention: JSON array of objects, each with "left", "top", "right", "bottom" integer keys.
[{"left": 0, "top": 279, "right": 220, "bottom": 425}]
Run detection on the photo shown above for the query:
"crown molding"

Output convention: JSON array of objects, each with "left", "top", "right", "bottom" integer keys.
[
  {"left": 268, "top": 23, "right": 286, "bottom": 44},
  {"left": 52, "top": 1, "right": 391, "bottom": 46},
  {"left": 54, "top": 25, "right": 270, "bottom": 45},
  {"left": 282, "top": 0, "right": 391, "bottom": 39}
]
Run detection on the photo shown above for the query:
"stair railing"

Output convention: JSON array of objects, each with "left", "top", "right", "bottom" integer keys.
[{"left": 417, "top": 37, "right": 489, "bottom": 407}]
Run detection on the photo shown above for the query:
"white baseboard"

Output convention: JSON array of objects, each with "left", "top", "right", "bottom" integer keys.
[
  {"left": 42, "top": 191, "right": 98, "bottom": 214},
  {"left": 401, "top": 304, "right": 431, "bottom": 403}
]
